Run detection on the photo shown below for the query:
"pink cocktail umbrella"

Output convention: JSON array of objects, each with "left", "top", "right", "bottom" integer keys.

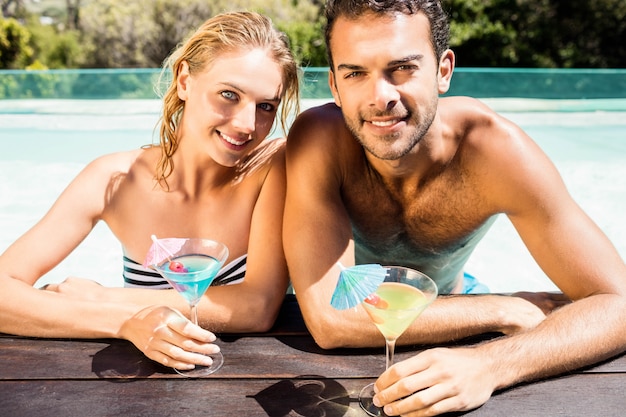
[
  {"left": 330, "top": 262, "right": 388, "bottom": 310},
  {"left": 143, "top": 234, "right": 186, "bottom": 268}
]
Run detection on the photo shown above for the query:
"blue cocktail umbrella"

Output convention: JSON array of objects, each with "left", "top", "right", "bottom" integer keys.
[
  {"left": 142, "top": 234, "right": 186, "bottom": 268},
  {"left": 330, "top": 262, "right": 388, "bottom": 310}
]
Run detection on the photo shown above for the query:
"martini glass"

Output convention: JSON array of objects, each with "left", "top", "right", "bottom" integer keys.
[
  {"left": 359, "top": 266, "right": 438, "bottom": 416},
  {"left": 152, "top": 238, "right": 229, "bottom": 377}
]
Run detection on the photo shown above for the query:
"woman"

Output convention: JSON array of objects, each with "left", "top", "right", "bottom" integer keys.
[{"left": 0, "top": 11, "right": 299, "bottom": 371}]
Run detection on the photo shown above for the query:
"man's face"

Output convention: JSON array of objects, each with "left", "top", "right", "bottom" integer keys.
[{"left": 329, "top": 12, "right": 445, "bottom": 160}]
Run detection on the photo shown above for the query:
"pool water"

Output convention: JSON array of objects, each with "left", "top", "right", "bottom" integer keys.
[{"left": 0, "top": 99, "right": 624, "bottom": 292}]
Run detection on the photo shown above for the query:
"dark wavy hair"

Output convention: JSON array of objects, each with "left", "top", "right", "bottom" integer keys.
[{"left": 324, "top": 0, "right": 450, "bottom": 70}]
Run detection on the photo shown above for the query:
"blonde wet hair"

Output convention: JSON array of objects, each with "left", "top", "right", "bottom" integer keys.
[{"left": 155, "top": 11, "right": 300, "bottom": 185}]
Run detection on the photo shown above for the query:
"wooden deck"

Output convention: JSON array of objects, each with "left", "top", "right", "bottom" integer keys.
[{"left": 1, "top": 295, "right": 624, "bottom": 416}]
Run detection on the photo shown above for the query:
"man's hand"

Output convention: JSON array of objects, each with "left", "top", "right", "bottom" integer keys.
[
  {"left": 512, "top": 291, "right": 571, "bottom": 315},
  {"left": 373, "top": 347, "right": 496, "bottom": 416}
]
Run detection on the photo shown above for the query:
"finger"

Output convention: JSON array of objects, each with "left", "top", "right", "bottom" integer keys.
[
  {"left": 166, "top": 317, "right": 217, "bottom": 344},
  {"left": 146, "top": 347, "right": 201, "bottom": 371},
  {"left": 163, "top": 344, "right": 217, "bottom": 369},
  {"left": 381, "top": 383, "right": 452, "bottom": 417},
  {"left": 375, "top": 370, "right": 432, "bottom": 406},
  {"left": 146, "top": 337, "right": 218, "bottom": 370},
  {"left": 377, "top": 352, "right": 431, "bottom": 388},
  {"left": 150, "top": 320, "right": 220, "bottom": 356},
  {"left": 392, "top": 391, "right": 484, "bottom": 417}
]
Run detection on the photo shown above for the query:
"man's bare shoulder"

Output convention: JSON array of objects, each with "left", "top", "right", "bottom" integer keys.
[
  {"left": 290, "top": 102, "right": 347, "bottom": 141},
  {"left": 439, "top": 96, "right": 527, "bottom": 150},
  {"left": 300, "top": 101, "right": 344, "bottom": 121},
  {"left": 439, "top": 96, "right": 502, "bottom": 127}
]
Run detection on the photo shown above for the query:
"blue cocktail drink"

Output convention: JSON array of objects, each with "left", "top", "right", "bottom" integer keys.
[
  {"left": 150, "top": 237, "right": 229, "bottom": 377},
  {"left": 158, "top": 255, "right": 222, "bottom": 311}
]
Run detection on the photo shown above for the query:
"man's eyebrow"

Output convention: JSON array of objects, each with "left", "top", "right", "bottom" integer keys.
[
  {"left": 336, "top": 54, "right": 424, "bottom": 72},
  {"left": 336, "top": 63, "right": 365, "bottom": 72},
  {"left": 389, "top": 54, "right": 424, "bottom": 66}
]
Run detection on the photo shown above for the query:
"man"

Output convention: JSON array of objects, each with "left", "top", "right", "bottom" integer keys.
[{"left": 283, "top": 0, "right": 626, "bottom": 415}]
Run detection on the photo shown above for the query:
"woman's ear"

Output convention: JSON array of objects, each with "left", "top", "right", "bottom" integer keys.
[
  {"left": 177, "top": 61, "right": 191, "bottom": 101},
  {"left": 437, "top": 49, "right": 455, "bottom": 94}
]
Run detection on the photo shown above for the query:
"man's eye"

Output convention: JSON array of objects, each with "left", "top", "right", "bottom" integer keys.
[
  {"left": 395, "top": 65, "right": 417, "bottom": 72},
  {"left": 344, "top": 71, "right": 362, "bottom": 79}
]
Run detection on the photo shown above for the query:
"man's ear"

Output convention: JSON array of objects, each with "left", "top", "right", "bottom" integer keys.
[
  {"left": 328, "top": 69, "right": 342, "bottom": 107},
  {"left": 437, "top": 49, "right": 455, "bottom": 94},
  {"left": 177, "top": 61, "right": 191, "bottom": 101}
]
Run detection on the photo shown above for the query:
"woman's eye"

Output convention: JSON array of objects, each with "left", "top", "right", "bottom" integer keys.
[
  {"left": 259, "top": 103, "right": 275, "bottom": 112},
  {"left": 221, "top": 91, "right": 238, "bottom": 101}
]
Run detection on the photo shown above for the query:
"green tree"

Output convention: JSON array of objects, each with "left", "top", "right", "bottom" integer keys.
[
  {"left": 1, "top": 0, "right": 26, "bottom": 18},
  {"left": 446, "top": 0, "right": 626, "bottom": 68},
  {"left": 25, "top": 16, "right": 85, "bottom": 68},
  {"left": 447, "top": 0, "right": 528, "bottom": 67},
  {"left": 0, "top": 16, "right": 32, "bottom": 68},
  {"left": 79, "top": 0, "right": 223, "bottom": 68},
  {"left": 78, "top": 0, "right": 327, "bottom": 68},
  {"left": 232, "top": 0, "right": 327, "bottom": 67},
  {"left": 530, "top": 0, "right": 626, "bottom": 68}
]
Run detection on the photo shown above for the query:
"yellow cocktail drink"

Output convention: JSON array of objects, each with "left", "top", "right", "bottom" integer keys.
[{"left": 362, "top": 282, "right": 430, "bottom": 340}]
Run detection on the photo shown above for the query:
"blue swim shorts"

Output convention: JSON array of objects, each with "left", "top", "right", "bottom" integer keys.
[{"left": 462, "top": 272, "right": 490, "bottom": 294}]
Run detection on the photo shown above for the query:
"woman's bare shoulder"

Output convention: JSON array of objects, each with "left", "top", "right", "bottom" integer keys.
[
  {"left": 71, "top": 147, "right": 156, "bottom": 195},
  {"left": 87, "top": 147, "right": 148, "bottom": 171}
]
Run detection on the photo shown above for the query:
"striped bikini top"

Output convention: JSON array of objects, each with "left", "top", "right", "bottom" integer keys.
[{"left": 123, "top": 254, "right": 247, "bottom": 289}]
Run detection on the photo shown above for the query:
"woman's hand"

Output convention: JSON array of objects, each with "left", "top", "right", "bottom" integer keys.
[
  {"left": 43, "top": 277, "right": 220, "bottom": 369},
  {"left": 119, "top": 305, "right": 220, "bottom": 370}
]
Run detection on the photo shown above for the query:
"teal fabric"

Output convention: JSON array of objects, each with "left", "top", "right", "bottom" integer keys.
[{"left": 462, "top": 272, "right": 490, "bottom": 294}]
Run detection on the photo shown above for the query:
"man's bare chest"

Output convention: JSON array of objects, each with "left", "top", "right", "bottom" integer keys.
[{"left": 342, "top": 172, "right": 487, "bottom": 252}]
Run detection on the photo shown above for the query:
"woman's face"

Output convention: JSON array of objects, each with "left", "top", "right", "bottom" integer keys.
[{"left": 176, "top": 48, "right": 284, "bottom": 167}]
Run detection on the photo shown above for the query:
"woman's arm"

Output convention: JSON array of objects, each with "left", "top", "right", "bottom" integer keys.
[
  {"left": 0, "top": 152, "right": 217, "bottom": 369},
  {"left": 42, "top": 143, "right": 291, "bottom": 334}
]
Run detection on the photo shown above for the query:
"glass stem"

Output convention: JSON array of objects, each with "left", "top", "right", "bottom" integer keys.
[
  {"left": 190, "top": 304, "right": 199, "bottom": 326},
  {"left": 385, "top": 339, "right": 397, "bottom": 370}
]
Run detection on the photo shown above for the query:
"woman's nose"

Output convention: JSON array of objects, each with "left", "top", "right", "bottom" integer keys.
[{"left": 232, "top": 102, "right": 256, "bottom": 134}]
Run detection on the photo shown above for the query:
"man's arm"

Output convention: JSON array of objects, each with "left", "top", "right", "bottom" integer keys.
[
  {"left": 372, "top": 106, "right": 626, "bottom": 415},
  {"left": 284, "top": 104, "right": 552, "bottom": 349},
  {"left": 284, "top": 104, "right": 368, "bottom": 348}
]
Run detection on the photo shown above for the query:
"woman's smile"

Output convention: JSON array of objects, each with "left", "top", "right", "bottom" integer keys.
[{"left": 218, "top": 130, "right": 252, "bottom": 150}]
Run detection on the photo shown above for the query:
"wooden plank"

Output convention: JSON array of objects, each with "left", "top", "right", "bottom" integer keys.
[
  {"left": 0, "top": 335, "right": 416, "bottom": 380},
  {"left": 1, "top": 374, "right": 625, "bottom": 417},
  {"left": 0, "top": 378, "right": 372, "bottom": 417},
  {"left": 2, "top": 332, "right": 626, "bottom": 381},
  {"left": 469, "top": 373, "right": 626, "bottom": 415}
]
